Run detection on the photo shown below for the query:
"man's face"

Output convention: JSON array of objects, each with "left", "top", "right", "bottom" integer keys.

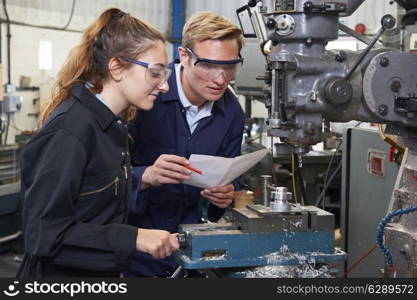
[{"left": 179, "top": 39, "right": 240, "bottom": 106}]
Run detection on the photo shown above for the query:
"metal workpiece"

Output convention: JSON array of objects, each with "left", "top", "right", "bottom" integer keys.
[
  {"left": 271, "top": 186, "right": 287, "bottom": 201},
  {"left": 233, "top": 204, "right": 335, "bottom": 232},
  {"left": 270, "top": 186, "right": 291, "bottom": 212},
  {"left": 260, "top": 175, "right": 272, "bottom": 206},
  {"left": 269, "top": 200, "right": 290, "bottom": 212}
]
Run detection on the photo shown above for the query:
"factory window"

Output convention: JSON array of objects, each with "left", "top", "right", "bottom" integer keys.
[{"left": 39, "top": 40, "right": 53, "bottom": 70}]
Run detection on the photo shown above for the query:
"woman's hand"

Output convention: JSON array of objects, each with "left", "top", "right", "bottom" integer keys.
[{"left": 136, "top": 229, "right": 179, "bottom": 259}]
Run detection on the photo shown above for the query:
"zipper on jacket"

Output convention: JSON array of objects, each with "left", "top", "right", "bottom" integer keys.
[
  {"left": 79, "top": 176, "right": 120, "bottom": 197},
  {"left": 123, "top": 165, "right": 128, "bottom": 180}
]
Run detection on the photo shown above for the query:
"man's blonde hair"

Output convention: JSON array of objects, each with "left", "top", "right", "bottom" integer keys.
[{"left": 181, "top": 11, "right": 244, "bottom": 51}]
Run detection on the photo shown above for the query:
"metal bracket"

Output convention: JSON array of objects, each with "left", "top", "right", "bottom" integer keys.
[
  {"left": 395, "top": 95, "right": 417, "bottom": 113},
  {"left": 303, "top": 1, "right": 347, "bottom": 14}
]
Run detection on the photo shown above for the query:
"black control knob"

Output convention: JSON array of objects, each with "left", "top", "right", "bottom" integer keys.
[
  {"left": 335, "top": 51, "right": 347, "bottom": 62},
  {"left": 266, "top": 18, "right": 276, "bottom": 30},
  {"left": 325, "top": 77, "right": 353, "bottom": 105},
  {"left": 381, "top": 14, "right": 396, "bottom": 29},
  {"left": 304, "top": 1, "right": 314, "bottom": 12},
  {"left": 248, "top": 0, "right": 257, "bottom": 7}
]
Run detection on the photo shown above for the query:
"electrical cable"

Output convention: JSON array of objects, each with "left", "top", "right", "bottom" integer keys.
[
  {"left": 317, "top": 146, "right": 341, "bottom": 208},
  {"left": 0, "top": 10, "right": 2, "bottom": 64},
  {"left": 0, "top": 115, "right": 4, "bottom": 145},
  {"left": 3, "top": 0, "right": 11, "bottom": 85},
  {"left": 315, "top": 162, "right": 342, "bottom": 208},
  {"left": 323, "top": 142, "right": 342, "bottom": 191},
  {"left": 61, "top": 0, "right": 76, "bottom": 30},
  {"left": 10, "top": 115, "right": 24, "bottom": 132},
  {"left": 0, "top": 0, "right": 79, "bottom": 33},
  {"left": 317, "top": 122, "right": 362, "bottom": 208}
]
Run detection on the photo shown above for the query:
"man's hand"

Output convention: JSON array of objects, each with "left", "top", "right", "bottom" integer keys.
[
  {"left": 201, "top": 184, "right": 234, "bottom": 209},
  {"left": 136, "top": 229, "right": 180, "bottom": 259},
  {"left": 142, "top": 154, "right": 192, "bottom": 189}
]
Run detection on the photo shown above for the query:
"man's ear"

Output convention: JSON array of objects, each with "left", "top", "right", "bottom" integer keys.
[
  {"left": 108, "top": 57, "right": 124, "bottom": 82},
  {"left": 178, "top": 47, "right": 189, "bottom": 67}
]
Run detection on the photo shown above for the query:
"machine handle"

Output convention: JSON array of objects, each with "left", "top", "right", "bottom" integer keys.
[
  {"left": 345, "top": 14, "right": 396, "bottom": 80},
  {"left": 177, "top": 233, "right": 187, "bottom": 248}
]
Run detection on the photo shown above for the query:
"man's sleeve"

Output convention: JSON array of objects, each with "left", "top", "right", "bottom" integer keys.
[
  {"left": 130, "top": 166, "right": 150, "bottom": 215},
  {"left": 220, "top": 103, "right": 245, "bottom": 188},
  {"left": 208, "top": 104, "right": 245, "bottom": 221},
  {"left": 128, "top": 111, "right": 152, "bottom": 216},
  {"left": 22, "top": 130, "right": 137, "bottom": 271}
]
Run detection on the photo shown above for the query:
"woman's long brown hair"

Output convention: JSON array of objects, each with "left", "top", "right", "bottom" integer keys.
[{"left": 40, "top": 8, "right": 165, "bottom": 125}]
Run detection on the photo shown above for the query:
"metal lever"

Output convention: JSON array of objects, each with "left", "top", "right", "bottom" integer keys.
[
  {"left": 338, "top": 23, "right": 381, "bottom": 47},
  {"left": 170, "top": 266, "right": 183, "bottom": 278},
  {"left": 177, "top": 233, "right": 187, "bottom": 248},
  {"left": 345, "top": 14, "right": 396, "bottom": 81}
]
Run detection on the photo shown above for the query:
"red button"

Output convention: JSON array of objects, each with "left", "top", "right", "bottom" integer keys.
[{"left": 355, "top": 23, "right": 366, "bottom": 35}]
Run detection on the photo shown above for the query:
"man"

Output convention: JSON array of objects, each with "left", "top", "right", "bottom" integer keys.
[{"left": 126, "top": 11, "right": 245, "bottom": 277}]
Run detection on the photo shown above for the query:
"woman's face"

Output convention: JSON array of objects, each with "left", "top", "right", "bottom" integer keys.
[{"left": 120, "top": 41, "right": 170, "bottom": 111}]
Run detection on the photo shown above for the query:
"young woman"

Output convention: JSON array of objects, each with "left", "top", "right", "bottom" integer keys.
[{"left": 17, "top": 8, "right": 182, "bottom": 278}]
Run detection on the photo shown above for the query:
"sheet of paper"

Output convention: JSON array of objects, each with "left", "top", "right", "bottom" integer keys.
[{"left": 183, "top": 149, "right": 270, "bottom": 188}]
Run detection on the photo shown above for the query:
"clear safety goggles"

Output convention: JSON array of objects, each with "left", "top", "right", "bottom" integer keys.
[
  {"left": 120, "top": 56, "right": 172, "bottom": 87},
  {"left": 185, "top": 47, "right": 243, "bottom": 81}
]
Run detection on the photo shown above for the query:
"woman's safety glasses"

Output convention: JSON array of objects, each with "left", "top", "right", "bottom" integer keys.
[
  {"left": 120, "top": 56, "right": 172, "bottom": 87},
  {"left": 185, "top": 47, "right": 243, "bottom": 81}
]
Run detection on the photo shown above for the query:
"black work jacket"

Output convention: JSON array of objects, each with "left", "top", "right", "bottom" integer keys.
[{"left": 16, "top": 83, "right": 137, "bottom": 278}]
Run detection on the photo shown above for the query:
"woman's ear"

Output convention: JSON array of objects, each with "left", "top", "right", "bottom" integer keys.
[{"left": 108, "top": 57, "right": 124, "bottom": 82}]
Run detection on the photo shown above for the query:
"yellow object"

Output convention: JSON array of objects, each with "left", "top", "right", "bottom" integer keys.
[
  {"left": 234, "top": 190, "right": 254, "bottom": 208},
  {"left": 378, "top": 124, "right": 405, "bottom": 153}
]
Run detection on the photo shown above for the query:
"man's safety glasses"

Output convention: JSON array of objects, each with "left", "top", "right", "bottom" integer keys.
[{"left": 185, "top": 47, "right": 243, "bottom": 81}]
